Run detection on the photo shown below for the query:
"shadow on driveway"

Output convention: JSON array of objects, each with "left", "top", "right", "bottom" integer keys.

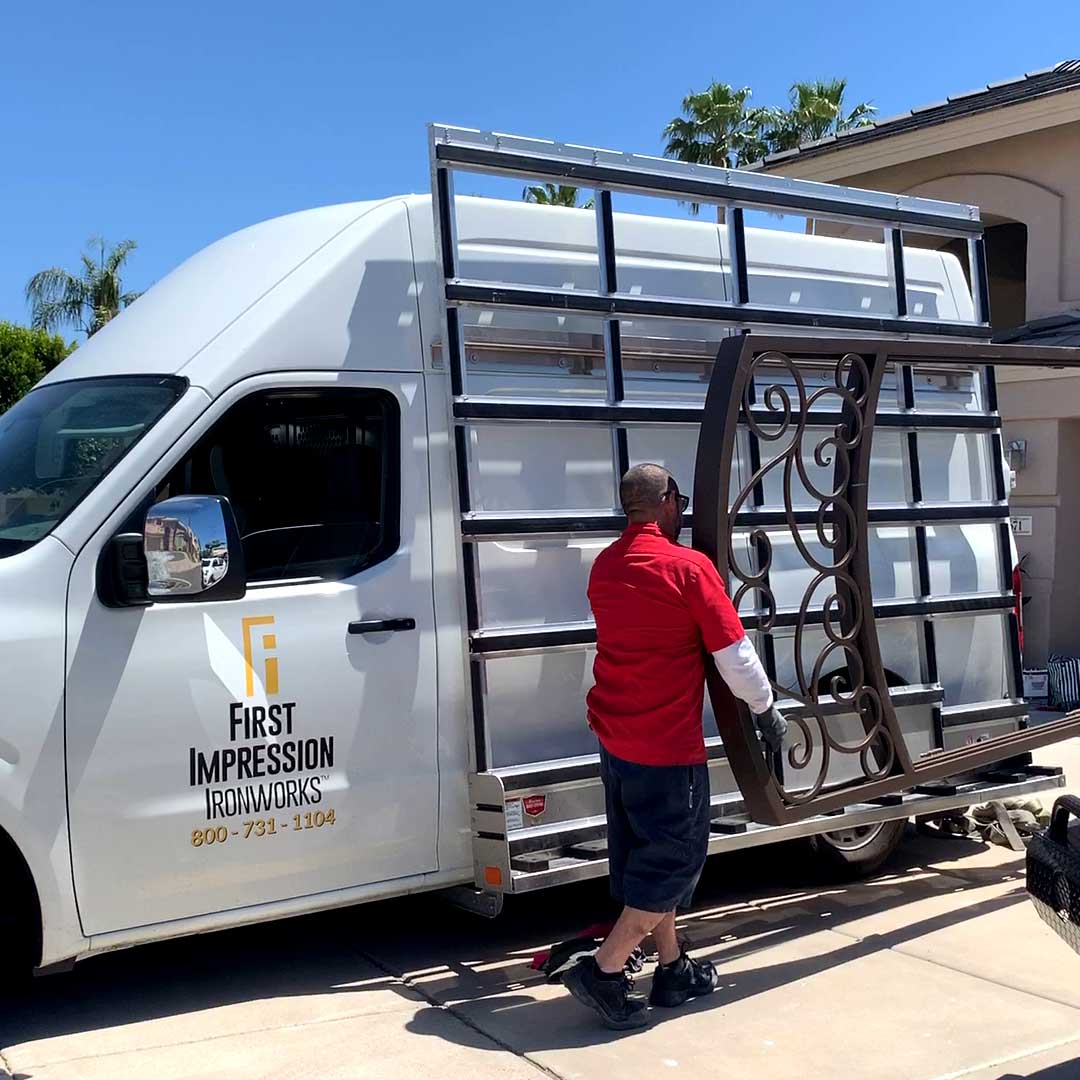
[{"left": 2, "top": 828, "right": 1034, "bottom": 1062}]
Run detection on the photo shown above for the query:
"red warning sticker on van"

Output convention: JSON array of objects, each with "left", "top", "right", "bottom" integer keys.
[{"left": 522, "top": 795, "right": 546, "bottom": 818}]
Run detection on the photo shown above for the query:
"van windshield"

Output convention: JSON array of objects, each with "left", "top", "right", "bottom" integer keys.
[{"left": 0, "top": 376, "right": 186, "bottom": 558}]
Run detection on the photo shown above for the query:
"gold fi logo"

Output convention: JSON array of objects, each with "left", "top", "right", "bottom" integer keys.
[{"left": 242, "top": 615, "right": 279, "bottom": 697}]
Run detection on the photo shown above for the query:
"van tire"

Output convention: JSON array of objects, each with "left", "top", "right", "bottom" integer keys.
[
  {"left": 805, "top": 818, "right": 908, "bottom": 880},
  {"left": 817, "top": 667, "right": 909, "bottom": 694},
  {"left": 0, "top": 836, "right": 40, "bottom": 992},
  {"left": 804, "top": 668, "right": 910, "bottom": 879},
  {"left": 0, "top": 903, "right": 34, "bottom": 996}
]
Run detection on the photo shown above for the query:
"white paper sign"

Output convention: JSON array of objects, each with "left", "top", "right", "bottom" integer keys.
[{"left": 504, "top": 799, "right": 524, "bottom": 831}]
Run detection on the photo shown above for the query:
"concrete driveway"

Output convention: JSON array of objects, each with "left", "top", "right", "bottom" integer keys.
[{"left": 5, "top": 744, "right": 1080, "bottom": 1080}]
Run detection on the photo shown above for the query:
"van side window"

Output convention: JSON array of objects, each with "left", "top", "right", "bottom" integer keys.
[{"left": 158, "top": 389, "right": 399, "bottom": 583}]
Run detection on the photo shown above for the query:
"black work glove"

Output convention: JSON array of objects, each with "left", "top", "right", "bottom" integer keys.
[{"left": 753, "top": 705, "right": 788, "bottom": 753}]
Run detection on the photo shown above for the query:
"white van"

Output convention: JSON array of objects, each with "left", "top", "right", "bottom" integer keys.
[{"left": 0, "top": 131, "right": 1071, "bottom": 979}]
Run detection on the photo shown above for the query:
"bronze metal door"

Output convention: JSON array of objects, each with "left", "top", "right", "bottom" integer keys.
[{"left": 694, "top": 334, "right": 1080, "bottom": 825}]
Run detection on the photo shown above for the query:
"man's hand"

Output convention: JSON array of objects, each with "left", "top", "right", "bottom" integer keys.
[{"left": 753, "top": 705, "right": 788, "bottom": 753}]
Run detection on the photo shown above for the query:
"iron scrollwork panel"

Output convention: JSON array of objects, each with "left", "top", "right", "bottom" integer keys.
[
  {"left": 693, "top": 335, "right": 911, "bottom": 824},
  {"left": 695, "top": 334, "right": 1080, "bottom": 825}
]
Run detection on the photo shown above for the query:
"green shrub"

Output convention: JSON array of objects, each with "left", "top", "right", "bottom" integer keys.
[{"left": 0, "top": 322, "right": 76, "bottom": 414}]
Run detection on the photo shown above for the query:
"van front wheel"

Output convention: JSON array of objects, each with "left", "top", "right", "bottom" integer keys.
[
  {"left": 806, "top": 818, "right": 907, "bottom": 879},
  {"left": 0, "top": 854, "right": 38, "bottom": 993}
]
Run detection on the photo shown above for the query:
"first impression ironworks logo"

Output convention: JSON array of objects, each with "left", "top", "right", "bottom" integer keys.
[
  {"left": 242, "top": 615, "right": 279, "bottom": 697},
  {"left": 187, "top": 616, "right": 334, "bottom": 820}
]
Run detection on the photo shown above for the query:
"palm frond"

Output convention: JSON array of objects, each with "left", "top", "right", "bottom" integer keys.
[
  {"left": 840, "top": 101, "right": 876, "bottom": 130},
  {"left": 30, "top": 297, "right": 88, "bottom": 335},
  {"left": 105, "top": 239, "right": 137, "bottom": 275},
  {"left": 26, "top": 267, "right": 79, "bottom": 306},
  {"left": 523, "top": 183, "right": 588, "bottom": 208},
  {"left": 86, "top": 235, "right": 105, "bottom": 267}
]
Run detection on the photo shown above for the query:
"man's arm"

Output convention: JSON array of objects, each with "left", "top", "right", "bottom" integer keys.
[
  {"left": 710, "top": 635, "right": 773, "bottom": 715},
  {"left": 685, "top": 561, "right": 785, "bottom": 749},
  {"left": 684, "top": 561, "right": 773, "bottom": 709}
]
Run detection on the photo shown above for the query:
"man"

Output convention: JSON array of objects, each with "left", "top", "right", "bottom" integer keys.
[{"left": 563, "top": 464, "right": 787, "bottom": 1030}]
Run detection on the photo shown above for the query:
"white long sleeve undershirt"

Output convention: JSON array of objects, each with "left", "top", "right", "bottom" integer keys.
[{"left": 711, "top": 635, "right": 774, "bottom": 715}]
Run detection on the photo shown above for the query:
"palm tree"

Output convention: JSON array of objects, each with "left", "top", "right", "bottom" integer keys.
[
  {"left": 522, "top": 183, "right": 594, "bottom": 209},
  {"left": 763, "top": 79, "right": 875, "bottom": 154},
  {"left": 26, "top": 237, "right": 141, "bottom": 337},
  {"left": 663, "top": 83, "right": 770, "bottom": 172},
  {"left": 662, "top": 83, "right": 772, "bottom": 216}
]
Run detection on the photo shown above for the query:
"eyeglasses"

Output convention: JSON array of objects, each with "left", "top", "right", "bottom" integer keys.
[{"left": 663, "top": 489, "right": 690, "bottom": 513}]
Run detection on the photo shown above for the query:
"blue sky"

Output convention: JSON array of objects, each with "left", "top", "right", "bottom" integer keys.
[{"left": 3, "top": 1, "right": 1079, "bottom": 330}]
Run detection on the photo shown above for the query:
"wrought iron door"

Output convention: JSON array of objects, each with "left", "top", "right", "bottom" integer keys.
[{"left": 694, "top": 335, "right": 1080, "bottom": 824}]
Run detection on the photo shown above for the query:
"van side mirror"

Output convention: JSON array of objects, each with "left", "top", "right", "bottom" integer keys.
[
  {"left": 100, "top": 496, "right": 247, "bottom": 607},
  {"left": 144, "top": 496, "right": 246, "bottom": 602}
]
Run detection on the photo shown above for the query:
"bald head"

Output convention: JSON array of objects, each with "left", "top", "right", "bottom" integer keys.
[
  {"left": 620, "top": 464, "right": 685, "bottom": 540},
  {"left": 620, "top": 463, "right": 673, "bottom": 517}
]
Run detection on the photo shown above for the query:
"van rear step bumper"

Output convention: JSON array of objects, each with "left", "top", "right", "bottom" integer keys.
[{"left": 470, "top": 764, "right": 1064, "bottom": 894}]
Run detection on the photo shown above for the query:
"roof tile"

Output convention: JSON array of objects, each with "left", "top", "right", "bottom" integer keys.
[
  {"left": 946, "top": 87, "right": 987, "bottom": 102},
  {"left": 911, "top": 99, "right": 950, "bottom": 113}
]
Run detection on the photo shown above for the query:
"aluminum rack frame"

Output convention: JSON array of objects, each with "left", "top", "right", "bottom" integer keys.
[{"left": 428, "top": 124, "right": 1080, "bottom": 825}]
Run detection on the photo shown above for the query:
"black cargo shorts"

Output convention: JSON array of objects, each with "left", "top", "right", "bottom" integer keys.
[{"left": 599, "top": 744, "right": 711, "bottom": 914}]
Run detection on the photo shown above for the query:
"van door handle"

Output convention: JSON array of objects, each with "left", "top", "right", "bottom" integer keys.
[{"left": 348, "top": 617, "right": 416, "bottom": 635}]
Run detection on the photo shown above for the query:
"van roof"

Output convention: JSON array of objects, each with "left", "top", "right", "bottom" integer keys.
[{"left": 41, "top": 195, "right": 972, "bottom": 392}]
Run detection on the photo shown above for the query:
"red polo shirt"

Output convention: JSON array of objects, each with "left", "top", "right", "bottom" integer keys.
[{"left": 586, "top": 523, "right": 746, "bottom": 766}]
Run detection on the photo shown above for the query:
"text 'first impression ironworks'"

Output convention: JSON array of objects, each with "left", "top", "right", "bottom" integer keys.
[{"left": 189, "top": 702, "right": 334, "bottom": 821}]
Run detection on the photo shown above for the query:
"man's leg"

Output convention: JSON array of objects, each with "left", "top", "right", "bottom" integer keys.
[
  {"left": 650, "top": 911, "right": 681, "bottom": 966},
  {"left": 594, "top": 905, "right": 669, "bottom": 973},
  {"left": 564, "top": 902, "right": 662, "bottom": 1030},
  {"left": 561, "top": 747, "right": 650, "bottom": 1029},
  {"left": 647, "top": 762, "right": 718, "bottom": 1008}
]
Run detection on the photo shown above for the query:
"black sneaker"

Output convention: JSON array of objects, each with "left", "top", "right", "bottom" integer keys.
[
  {"left": 538, "top": 939, "right": 647, "bottom": 984},
  {"left": 563, "top": 958, "right": 649, "bottom": 1030},
  {"left": 648, "top": 953, "right": 719, "bottom": 1008}
]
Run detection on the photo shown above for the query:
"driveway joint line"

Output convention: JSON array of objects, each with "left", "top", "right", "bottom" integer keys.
[
  {"left": 2, "top": 1005, "right": 424, "bottom": 1071},
  {"left": 891, "top": 945, "right": 1080, "bottom": 1012},
  {"left": 921, "top": 1032, "right": 1080, "bottom": 1080},
  {"left": 353, "top": 946, "right": 564, "bottom": 1080},
  {"left": 823, "top": 920, "right": 1080, "bottom": 1013}
]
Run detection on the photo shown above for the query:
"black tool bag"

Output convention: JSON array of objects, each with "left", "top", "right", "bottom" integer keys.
[{"left": 1027, "top": 795, "right": 1080, "bottom": 955}]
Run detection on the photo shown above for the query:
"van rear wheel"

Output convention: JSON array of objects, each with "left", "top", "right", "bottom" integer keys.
[{"left": 806, "top": 818, "right": 907, "bottom": 880}]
